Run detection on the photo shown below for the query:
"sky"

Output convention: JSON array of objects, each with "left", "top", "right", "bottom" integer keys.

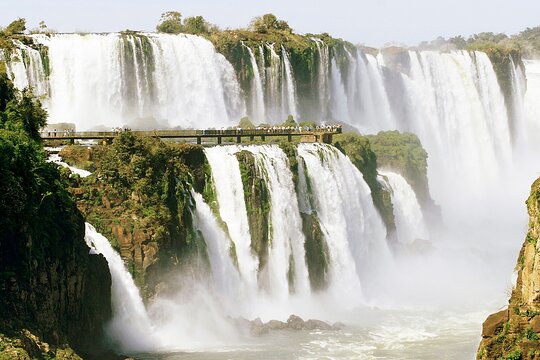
[{"left": 2, "top": 0, "right": 540, "bottom": 47}]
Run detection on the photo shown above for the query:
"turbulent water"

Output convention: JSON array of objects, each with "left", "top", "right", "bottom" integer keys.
[
  {"left": 11, "top": 33, "right": 540, "bottom": 358},
  {"left": 378, "top": 171, "right": 428, "bottom": 245}
]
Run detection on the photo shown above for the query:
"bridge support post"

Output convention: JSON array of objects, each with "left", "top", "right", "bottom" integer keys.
[
  {"left": 236, "top": 136, "right": 241, "bottom": 144},
  {"left": 197, "top": 137, "right": 201, "bottom": 145},
  {"left": 69, "top": 138, "right": 75, "bottom": 145},
  {"left": 261, "top": 135, "right": 265, "bottom": 141},
  {"left": 287, "top": 134, "right": 292, "bottom": 142},
  {"left": 249, "top": 135, "right": 254, "bottom": 141},
  {"left": 217, "top": 137, "right": 222, "bottom": 145}
]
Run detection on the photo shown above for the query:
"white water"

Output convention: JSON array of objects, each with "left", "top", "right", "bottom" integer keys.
[
  {"left": 378, "top": 171, "right": 428, "bottom": 245},
  {"left": 281, "top": 46, "right": 298, "bottom": 120},
  {"left": 84, "top": 223, "right": 156, "bottom": 352},
  {"left": 523, "top": 60, "right": 540, "bottom": 151},
  {"left": 313, "top": 38, "right": 329, "bottom": 119},
  {"left": 9, "top": 34, "right": 540, "bottom": 357},
  {"left": 8, "top": 33, "right": 245, "bottom": 130},
  {"left": 297, "top": 143, "right": 391, "bottom": 305},
  {"left": 204, "top": 145, "right": 259, "bottom": 294},
  {"left": 244, "top": 45, "right": 265, "bottom": 124},
  {"left": 47, "top": 153, "right": 92, "bottom": 177},
  {"left": 247, "top": 145, "right": 310, "bottom": 298}
]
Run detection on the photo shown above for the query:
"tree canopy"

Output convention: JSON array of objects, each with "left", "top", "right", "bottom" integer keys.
[
  {"left": 156, "top": 11, "right": 183, "bottom": 34},
  {"left": 250, "top": 14, "right": 291, "bottom": 34}
]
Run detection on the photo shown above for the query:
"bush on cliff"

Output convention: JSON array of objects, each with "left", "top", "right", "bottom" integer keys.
[{"left": 67, "top": 133, "right": 210, "bottom": 297}]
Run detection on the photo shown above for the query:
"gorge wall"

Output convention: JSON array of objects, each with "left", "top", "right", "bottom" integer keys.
[
  {"left": 0, "top": 72, "right": 112, "bottom": 358},
  {"left": 478, "top": 178, "right": 540, "bottom": 360}
]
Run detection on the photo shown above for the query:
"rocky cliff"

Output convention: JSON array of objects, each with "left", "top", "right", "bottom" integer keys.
[
  {"left": 0, "top": 71, "right": 112, "bottom": 358},
  {"left": 62, "top": 133, "right": 210, "bottom": 300},
  {"left": 478, "top": 177, "right": 540, "bottom": 360}
]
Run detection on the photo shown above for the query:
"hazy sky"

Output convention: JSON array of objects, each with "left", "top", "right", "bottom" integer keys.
[{"left": 2, "top": 0, "right": 540, "bottom": 47}]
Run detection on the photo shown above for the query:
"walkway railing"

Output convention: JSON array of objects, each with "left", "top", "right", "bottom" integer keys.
[{"left": 40, "top": 126, "right": 342, "bottom": 144}]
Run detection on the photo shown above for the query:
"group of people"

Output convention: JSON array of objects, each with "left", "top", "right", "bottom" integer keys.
[
  {"left": 42, "top": 129, "right": 75, "bottom": 137},
  {"left": 204, "top": 124, "right": 342, "bottom": 134}
]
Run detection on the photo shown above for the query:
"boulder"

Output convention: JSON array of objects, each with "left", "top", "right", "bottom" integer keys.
[
  {"left": 304, "top": 319, "right": 332, "bottom": 330},
  {"left": 287, "top": 315, "right": 305, "bottom": 330},
  {"left": 482, "top": 309, "right": 509, "bottom": 338}
]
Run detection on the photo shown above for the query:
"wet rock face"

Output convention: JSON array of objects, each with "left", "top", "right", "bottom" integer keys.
[
  {"left": 0, "top": 214, "right": 112, "bottom": 356},
  {"left": 477, "top": 178, "right": 540, "bottom": 360}
]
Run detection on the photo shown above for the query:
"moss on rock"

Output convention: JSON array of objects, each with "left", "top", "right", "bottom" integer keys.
[{"left": 235, "top": 150, "right": 272, "bottom": 271}]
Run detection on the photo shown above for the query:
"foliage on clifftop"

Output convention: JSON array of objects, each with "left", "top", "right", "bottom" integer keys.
[
  {"left": 477, "top": 177, "right": 540, "bottom": 360},
  {"left": 365, "top": 131, "right": 438, "bottom": 216},
  {"left": 0, "top": 71, "right": 111, "bottom": 357},
  {"left": 63, "top": 135, "right": 211, "bottom": 297}
]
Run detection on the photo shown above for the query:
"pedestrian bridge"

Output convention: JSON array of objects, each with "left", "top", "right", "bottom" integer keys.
[{"left": 40, "top": 126, "right": 342, "bottom": 145}]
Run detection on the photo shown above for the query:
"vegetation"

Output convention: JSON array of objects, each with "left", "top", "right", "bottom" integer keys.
[
  {"left": 366, "top": 131, "right": 437, "bottom": 213},
  {"left": 156, "top": 11, "right": 183, "bottom": 34},
  {"left": 156, "top": 11, "right": 214, "bottom": 35},
  {"left": 63, "top": 134, "right": 211, "bottom": 296},
  {"left": 250, "top": 14, "right": 292, "bottom": 34},
  {"left": 0, "top": 69, "right": 111, "bottom": 358},
  {"left": 235, "top": 150, "right": 272, "bottom": 271}
]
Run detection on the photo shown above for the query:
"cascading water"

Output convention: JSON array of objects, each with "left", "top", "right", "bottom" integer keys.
[
  {"left": 509, "top": 57, "right": 528, "bottom": 147},
  {"left": 84, "top": 223, "right": 156, "bottom": 352},
  {"left": 247, "top": 145, "right": 310, "bottom": 299},
  {"left": 244, "top": 44, "right": 265, "bottom": 123},
  {"left": 297, "top": 143, "right": 391, "bottom": 304},
  {"left": 281, "top": 46, "right": 298, "bottom": 120},
  {"left": 3, "top": 40, "right": 48, "bottom": 96},
  {"left": 8, "top": 29, "right": 540, "bottom": 357},
  {"left": 8, "top": 33, "right": 245, "bottom": 130},
  {"left": 313, "top": 38, "right": 329, "bottom": 119},
  {"left": 523, "top": 59, "right": 540, "bottom": 151},
  {"left": 378, "top": 171, "right": 428, "bottom": 245},
  {"left": 400, "top": 50, "right": 513, "bottom": 216}
]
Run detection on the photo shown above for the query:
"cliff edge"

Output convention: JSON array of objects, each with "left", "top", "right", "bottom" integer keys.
[{"left": 478, "top": 177, "right": 540, "bottom": 360}]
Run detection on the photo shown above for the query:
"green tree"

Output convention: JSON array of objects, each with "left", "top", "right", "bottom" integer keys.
[
  {"left": 0, "top": 71, "right": 47, "bottom": 140},
  {"left": 183, "top": 16, "right": 210, "bottom": 35},
  {"left": 4, "top": 18, "right": 26, "bottom": 35},
  {"left": 250, "top": 13, "right": 291, "bottom": 33},
  {"left": 156, "top": 11, "right": 183, "bottom": 34},
  {"left": 282, "top": 114, "right": 296, "bottom": 126},
  {"left": 448, "top": 35, "right": 466, "bottom": 49},
  {"left": 238, "top": 116, "right": 255, "bottom": 129}
]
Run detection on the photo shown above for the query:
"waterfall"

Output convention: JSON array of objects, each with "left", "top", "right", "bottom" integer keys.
[
  {"left": 243, "top": 45, "right": 265, "bottom": 123},
  {"left": 26, "top": 33, "right": 244, "bottom": 130},
  {"left": 378, "top": 171, "right": 428, "bottom": 245},
  {"left": 509, "top": 57, "right": 527, "bottom": 146},
  {"left": 3, "top": 40, "right": 48, "bottom": 96},
  {"left": 402, "top": 50, "right": 512, "bottom": 213},
  {"left": 329, "top": 58, "right": 351, "bottom": 124},
  {"left": 523, "top": 60, "right": 540, "bottom": 152},
  {"left": 265, "top": 44, "right": 282, "bottom": 123},
  {"left": 313, "top": 39, "right": 329, "bottom": 119},
  {"left": 281, "top": 46, "right": 298, "bottom": 120},
  {"left": 84, "top": 223, "right": 156, "bottom": 352},
  {"left": 297, "top": 143, "right": 390, "bottom": 304},
  {"left": 191, "top": 190, "right": 241, "bottom": 297},
  {"left": 247, "top": 145, "right": 310, "bottom": 298},
  {"left": 204, "top": 145, "right": 259, "bottom": 295}
]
